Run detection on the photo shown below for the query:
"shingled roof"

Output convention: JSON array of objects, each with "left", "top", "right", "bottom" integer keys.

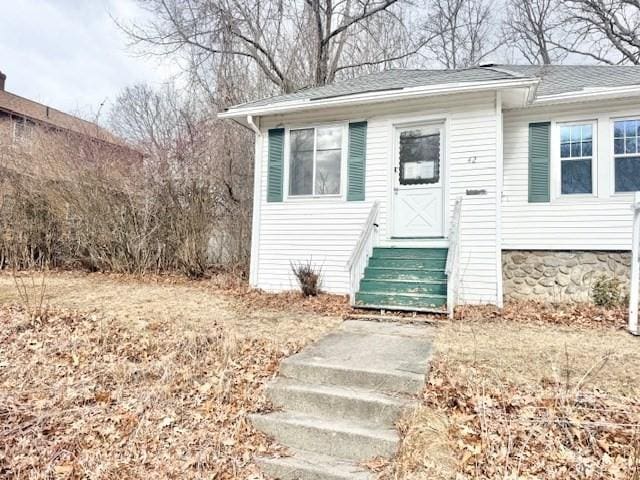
[
  {"left": 224, "top": 64, "right": 640, "bottom": 113},
  {"left": 0, "top": 79, "right": 129, "bottom": 148}
]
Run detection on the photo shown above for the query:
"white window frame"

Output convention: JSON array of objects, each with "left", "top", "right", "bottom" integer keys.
[
  {"left": 610, "top": 115, "right": 640, "bottom": 196},
  {"left": 552, "top": 120, "right": 598, "bottom": 200},
  {"left": 283, "top": 122, "right": 348, "bottom": 201}
]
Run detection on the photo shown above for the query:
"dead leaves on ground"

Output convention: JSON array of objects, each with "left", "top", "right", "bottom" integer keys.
[
  {"left": 456, "top": 301, "right": 627, "bottom": 330},
  {"left": 426, "top": 359, "right": 640, "bottom": 479},
  {"left": 0, "top": 304, "right": 295, "bottom": 479}
]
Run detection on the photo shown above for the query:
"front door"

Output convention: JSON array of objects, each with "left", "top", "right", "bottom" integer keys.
[{"left": 392, "top": 124, "right": 444, "bottom": 238}]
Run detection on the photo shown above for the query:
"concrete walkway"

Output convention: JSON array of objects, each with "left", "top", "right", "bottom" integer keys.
[{"left": 251, "top": 320, "right": 434, "bottom": 479}]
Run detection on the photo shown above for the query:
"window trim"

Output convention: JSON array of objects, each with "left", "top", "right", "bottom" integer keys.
[
  {"left": 610, "top": 115, "right": 640, "bottom": 196},
  {"left": 552, "top": 119, "right": 598, "bottom": 200},
  {"left": 283, "top": 122, "right": 348, "bottom": 201}
]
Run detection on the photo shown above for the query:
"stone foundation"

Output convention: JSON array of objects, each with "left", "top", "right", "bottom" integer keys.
[{"left": 502, "top": 250, "right": 630, "bottom": 302}]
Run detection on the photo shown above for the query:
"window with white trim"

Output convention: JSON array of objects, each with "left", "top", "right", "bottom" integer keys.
[
  {"left": 613, "top": 118, "right": 640, "bottom": 193},
  {"left": 559, "top": 122, "right": 594, "bottom": 195},
  {"left": 289, "top": 126, "right": 343, "bottom": 196}
]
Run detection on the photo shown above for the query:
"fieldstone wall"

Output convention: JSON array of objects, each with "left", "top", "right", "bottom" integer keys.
[{"left": 502, "top": 250, "right": 631, "bottom": 302}]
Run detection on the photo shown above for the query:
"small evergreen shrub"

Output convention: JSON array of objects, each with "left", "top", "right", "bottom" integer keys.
[
  {"left": 290, "top": 259, "right": 322, "bottom": 297},
  {"left": 591, "top": 275, "right": 623, "bottom": 308}
]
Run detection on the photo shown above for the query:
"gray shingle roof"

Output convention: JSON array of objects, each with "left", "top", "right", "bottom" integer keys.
[
  {"left": 226, "top": 64, "right": 640, "bottom": 112},
  {"left": 497, "top": 64, "right": 640, "bottom": 96},
  {"left": 230, "top": 67, "right": 519, "bottom": 110}
]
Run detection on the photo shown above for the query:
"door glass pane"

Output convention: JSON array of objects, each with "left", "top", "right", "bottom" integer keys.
[
  {"left": 399, "top": 129, "right": 440, "bottom": 185},
  {"left": 289, "top": 129, "right": 314, "bottom": 195},
  {"left": 615, "top": 157, "right": 640, "bottom": 192},
  {"left": 561, "top": 159, "right": 592, "bottom": 194}
]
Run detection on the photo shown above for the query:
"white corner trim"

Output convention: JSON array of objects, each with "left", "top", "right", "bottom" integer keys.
[
  {"left": 249, "top": 126, "right": 263, "bottom": 287},
  {"left": 495, "top": 91, "right": 504, "bottom": 308}
]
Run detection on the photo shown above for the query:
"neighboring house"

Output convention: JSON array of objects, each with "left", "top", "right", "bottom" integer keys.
[
  {"left": 221, "top": 65, "right": 640, "bottom": 312},
  {"left": 0, "top": 70, "right": 138, "bottom": 160}
]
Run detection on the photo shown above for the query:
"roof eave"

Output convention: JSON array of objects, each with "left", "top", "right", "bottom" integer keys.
[
  {"left": 219, "top": 78, "right": 539, "bottom": 119},
  {"left": 533, "top": 85, "right": 640, "bottom": 105}
]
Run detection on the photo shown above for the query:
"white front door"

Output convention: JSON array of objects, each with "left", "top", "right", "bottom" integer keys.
[{"left": 392, "top": 124, "right": 444, "bottom": 238}]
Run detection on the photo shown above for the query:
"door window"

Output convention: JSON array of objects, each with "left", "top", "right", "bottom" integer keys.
[{"left": 399, "top": 128, "right": 440, "bottom": 185}]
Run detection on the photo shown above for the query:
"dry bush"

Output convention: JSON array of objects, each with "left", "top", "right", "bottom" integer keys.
[
  {"left": 591, "top": 275, "right": 625, "bottom": 308},
  {"left": 12, "top": 270, "right": 49, "bottom": 321},
  {"left": 0, "top": 115, "right": 250, "bottom": 277},
  {"left": 290, "top": 259, "right": 322, "bottom": 297}
]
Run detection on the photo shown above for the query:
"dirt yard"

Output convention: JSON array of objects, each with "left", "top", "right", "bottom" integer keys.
[{"left": 2, "top": 271, "right": 640, "bottom": 479}]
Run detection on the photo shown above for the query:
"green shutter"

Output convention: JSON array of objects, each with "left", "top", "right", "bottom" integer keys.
[
  {"left": 347, "top": 121, "right": 367, "bottom": 201},
  {"left": 267, "top": 128, "right": 284, "bottom": 202},
  {"left": 528, "top": 122, "right": 551, "bottom": 203}
]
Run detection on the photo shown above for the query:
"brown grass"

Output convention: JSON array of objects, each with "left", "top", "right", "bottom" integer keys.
[
  {"left": 0, "top": 271, "right": 342, "bottom": 479},
  {"left": 0, "top": 271, "right": 343, "bottom": 344},
  {"left": 386, "top": 318, "right": 640, "bottom": 479},
  {"left": 4, "top": 272, "right": 640, "bottom": 479}
]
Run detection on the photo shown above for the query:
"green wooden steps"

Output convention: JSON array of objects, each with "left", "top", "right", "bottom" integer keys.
[{"left": 355, "top": 247, "right": 448, "bottom": 311}]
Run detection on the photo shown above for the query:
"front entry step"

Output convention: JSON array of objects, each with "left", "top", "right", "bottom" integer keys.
[
  {"left": 256, "top": 449, "right": 371, "bottom": 480},
  {"left": 250, "top": 411, "right": 399, "bottom": 461},
  {"left": 251, "top": 320, "right": 434, "bottom": 479},
  {"left": 355, "top": 247, "right": 448, "bottom": 312}
]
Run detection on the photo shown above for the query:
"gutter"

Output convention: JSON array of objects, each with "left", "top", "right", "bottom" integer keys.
[
  {"left": 219, "top": 78, "right": 539, "bottom": 119},
  {"left": 534, "top": 84, "right": 640, "bottom": 105}
]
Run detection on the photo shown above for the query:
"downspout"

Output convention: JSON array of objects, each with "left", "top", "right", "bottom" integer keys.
[
  {"left": 247, "top": 115, "right": 263, "bottom": 287},
  {"left": 247, "top": 115, "right": 260, "bottom": 135},
  {"left": 495, "top": 91, "right": 504, "bottom": 308}
]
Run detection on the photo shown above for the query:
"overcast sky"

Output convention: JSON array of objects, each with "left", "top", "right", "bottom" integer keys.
[{"left": 0, "top": 0, "right": 177, "bottom": 119}]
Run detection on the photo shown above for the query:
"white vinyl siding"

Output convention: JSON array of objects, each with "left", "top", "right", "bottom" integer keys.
[
  {"left": 252, "top": 91, "right": 500, "bottom": 304},
  {"left": 503, "top": 98, "right": 639, "bottom": 250}
]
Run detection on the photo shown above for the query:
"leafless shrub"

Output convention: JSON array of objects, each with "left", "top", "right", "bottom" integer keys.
[
  {"left": 290, "top": 259, "right": 322, "bottom": 297},
  {"left": 12, "top": 269, "right": 49, "bottom": 321},
  {"left": 0, "top": 90, "right": 251, "bottom": 278}
]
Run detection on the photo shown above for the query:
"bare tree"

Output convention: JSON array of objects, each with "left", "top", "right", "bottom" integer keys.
[
  {"left": 422, "top": 0, "right": 498, "bottom": 69},
  {"left": 119, "top": 0, "right": 428, "bottom": 97},
  {"left": 557, "top": 0, "right": 640, "bottom": 64},
  {"left": 503, "top": 0, "right": 564, "bottom": 65}
]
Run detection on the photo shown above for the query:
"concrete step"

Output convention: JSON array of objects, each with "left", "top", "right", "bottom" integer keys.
[
  {"left": 279, "top": 322, "right": 432, "bottom": 395},
  {"left": 266, "top": 378, "right": 412, "bottom": 427},
  {"left": 250, "top": 411, "right": 399, "bottom": 461},
  {"left": 280, "top": 356, "right": 426, "bottom": 395},
  {"left": 256, "top": 449, "right": 373, "bottom": 480}
]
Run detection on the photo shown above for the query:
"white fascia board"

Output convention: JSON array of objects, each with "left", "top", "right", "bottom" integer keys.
[
  {"left": 534, "top": 85, "right": 640, "bottom": 105},
  {"left": 218, "top": 78, "right": 539, "bottom": 119}
]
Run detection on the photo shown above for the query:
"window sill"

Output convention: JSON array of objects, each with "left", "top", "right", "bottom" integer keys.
[
  {"left": 283, "top": 194, "right": 345, "bottom": 203},
  {"left": 551, "top": 194, "right": 633, "bottom": 205}
]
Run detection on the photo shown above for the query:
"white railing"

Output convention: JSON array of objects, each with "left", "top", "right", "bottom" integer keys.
[
  {"left": 346, "top": 201, "right": 380, "bottom": 304},
  {"left": 446, "top": 197, "right": 463, "bottom": 318},
  {"left": 629, "top": 192, "right": 640, "bottom": 336}
]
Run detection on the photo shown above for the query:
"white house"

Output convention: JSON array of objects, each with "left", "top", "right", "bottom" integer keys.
[{"left": 220, "top": 65, "right": 640, "bottom": 312}]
